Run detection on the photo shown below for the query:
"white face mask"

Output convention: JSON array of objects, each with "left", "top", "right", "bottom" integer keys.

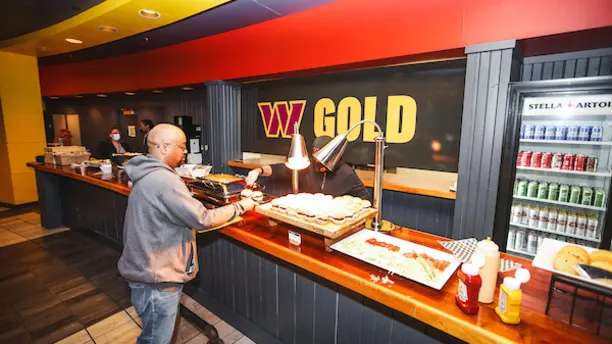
[{"left": 111, "top": 133, "right": 121, "bottom": 141}]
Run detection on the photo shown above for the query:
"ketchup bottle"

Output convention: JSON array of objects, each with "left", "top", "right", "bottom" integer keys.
[{"left": 456, "top": 254, "right": 485, "bottom": 315}]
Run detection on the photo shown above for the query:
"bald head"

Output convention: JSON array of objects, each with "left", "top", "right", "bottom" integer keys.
[{"left": 147, "top": 124, "right": 187, "bottom": 168}]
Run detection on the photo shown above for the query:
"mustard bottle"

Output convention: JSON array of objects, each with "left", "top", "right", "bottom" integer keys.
[{"left": 495, "top": 268, "right": 531, "bottom": 324}]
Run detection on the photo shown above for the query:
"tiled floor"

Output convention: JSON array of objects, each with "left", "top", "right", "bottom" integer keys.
[{"left": 0, "top": 212, "right": 255, "bottom": 344}]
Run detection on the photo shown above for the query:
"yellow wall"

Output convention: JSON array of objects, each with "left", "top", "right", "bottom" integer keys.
[{"left": 0, "top": 51, "right": 46, "bottom": 205}]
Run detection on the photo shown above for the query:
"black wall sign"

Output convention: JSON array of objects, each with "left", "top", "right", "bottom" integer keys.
[{"left": 241, "top": 59, "right": 465, "bottom": 172}]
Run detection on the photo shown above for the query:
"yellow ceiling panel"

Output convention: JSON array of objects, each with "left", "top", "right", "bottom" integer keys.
[{"left": 0, "top": 0, "right": 230, "bottom": 56}]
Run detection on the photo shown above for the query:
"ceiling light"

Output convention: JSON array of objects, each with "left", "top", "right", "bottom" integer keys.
[
  {"left": 65, "top": 38, "right": 83, "bottom": 44},
  {"left": 38, "top": 46, "right": 48, "bottom": 52},
  {"left": 124, "top": 92, "right": 136, "bottom": 96},
  {"left": 152, "top": 90, "right": 163, "bottom": 94},
  {"left": 49, "top": 96, "right": 59, "bottom": 99},
  {"left": 181, "top": 86, "right": 194, "bottom": 91},
  {"left": 97, "top": 25, "right": 118, "bottom": 33},
  {"left": 139, "top": 9, "right": 160, "bottom": 19},
  {"left": 96, "top": 94, "right": 108, "bottom": 98}
]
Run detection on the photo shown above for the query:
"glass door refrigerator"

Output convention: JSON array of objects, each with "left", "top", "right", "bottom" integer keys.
[{"left": 495, "top": 76, "right": 612, "bottom": 259}]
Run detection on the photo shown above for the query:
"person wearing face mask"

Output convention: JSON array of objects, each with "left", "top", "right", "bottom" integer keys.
[
  {"left": 118, "top": 124, "right": 255, "bottom": 344},
  {"left": 138, "top": 119, "right": 155, "bottom": 154},
  {"left": 245, "top": 136, "right": 369, "bottom": 199},
  {"left": 96, "top": 127, "right": 131, "bottom": 159}
]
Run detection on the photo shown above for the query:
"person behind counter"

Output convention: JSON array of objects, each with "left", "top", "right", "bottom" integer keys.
[
  {"left": 118, "top": 124, "right": 255, "bottom": 344},
  {"left": 138, "top": 119, "right": 155, "bottom": 154},
  {"left": 246, "top": 136, "right": 369, "bottom": 199},
  {"left": 96, "top": 127, "right": 130, "bottom": 159}
]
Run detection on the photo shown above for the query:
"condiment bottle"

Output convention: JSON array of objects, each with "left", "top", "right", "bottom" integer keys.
[
  {"left": 456, "top": 254, "right": 485, "bottom": 314},
  {"left": 495, "top": 268, "right": 531, "bottom": 324},
  {"left": 475, "top": 238, "right": 500, "bottom": 303}
]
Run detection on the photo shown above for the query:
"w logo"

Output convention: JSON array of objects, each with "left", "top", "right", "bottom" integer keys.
[{"left": 258, "top": 100, "right": 306, "bottom": 138}]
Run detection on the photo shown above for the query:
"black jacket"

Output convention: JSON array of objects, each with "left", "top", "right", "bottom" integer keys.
[
  {"left": 269, "top": 162, "right": 369, "bottom": 199},
  {"left": 96, "top": 141, "right": 130, "bottom": 159}
]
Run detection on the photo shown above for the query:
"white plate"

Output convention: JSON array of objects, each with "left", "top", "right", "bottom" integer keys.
[
  {"left": 331, "top": 229, "right": 460, "bottom": 290},
  {"left": 532, "top": 238, "right": 611, "bottom": 291}
]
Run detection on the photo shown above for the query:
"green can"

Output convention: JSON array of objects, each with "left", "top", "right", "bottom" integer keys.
[
  {"left": 569, "top": 186, "right": 582, "bottom": 204},
  {"left": 537, "top": 182, "right": 549, "bottom": 199},
  {"left": 548, "top": 183, "right": 559, "bottom": 201},
  {"left": 527, "top": 181, "right": 539, "bottom": 198},
  {"left": 558, "top": 184, "right": 570, "bottom": 203},
  {"left": 517, "top": 180, "right": 528, "bottom": 197},
  {"left": 581, "top": 187, "right": 593, "bottom": 206},
  {"left": 594, "top": 188, "right": 606, "bottom": 208},
  {"left": 513, "top": 180, "right": 519, "bottom": 195}
]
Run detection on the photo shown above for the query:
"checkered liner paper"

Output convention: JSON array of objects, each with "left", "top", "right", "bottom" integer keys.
[{"left": 438, "top": 238, "right": 522, "bottom": 273}]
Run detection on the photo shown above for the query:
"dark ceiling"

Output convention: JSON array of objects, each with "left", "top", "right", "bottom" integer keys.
[
  {"left": 0, "top": 0, "right": 103, "bottom": 41},
  {"left": 39, "top": 0, "right": 331, "bottom": 65}
]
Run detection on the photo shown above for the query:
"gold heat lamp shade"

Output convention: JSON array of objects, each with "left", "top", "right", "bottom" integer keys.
[
  {"left": 285, "top": 132, "right": 310, "bottom": 170},
  {"left": 312, "top": 133, "right": 348, "bottom": 171}
]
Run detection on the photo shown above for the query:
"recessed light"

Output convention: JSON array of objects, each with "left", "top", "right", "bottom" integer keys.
[
  {"left": 49, "top": 96, "right": 59, "bottom": 99},
  {"left": 152, "top": 90, "right": 163, "bottom": 94},
  {"left": 38, "top": 46, "right": 48, "bottom": 52},
  {"left": 139, "top": 9, "right": 160, "bottom": 19},
  {"left": 124, "top": 92, "right": 136, "bottom": 96},
  {"left": 97, "top": 25, "right": 118, "bottom": 33},
  {"left": 96, "top": 94, "right": 108, "bottom": 98},
  {"left": 181, "top": 86, "right": 194, "bottom": 91},
  {"left": 65, "top": 38, "right": 83, "bottom": 44}
]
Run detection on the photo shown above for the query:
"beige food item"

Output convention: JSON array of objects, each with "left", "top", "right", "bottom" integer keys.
[
  {"left": 553, "top": 253, "right": 580, "bottom": 275},
  {"left": 205, "top": 174, "right": 243, "bottom": 184},
  {"left": 251, "top": 191, "right": 264, "bottom": 202},
  {"left": 557, "top": 245, "right": 590, "bottom": 265},
  {"left": 589, "top": 249, "right": 612, "bottom": 265},
  {"left": 591, "top": 261, "right": 612, "bottom": 273},
  {"left": 240, "top": 189, "right": 253, "bottom": 198}
]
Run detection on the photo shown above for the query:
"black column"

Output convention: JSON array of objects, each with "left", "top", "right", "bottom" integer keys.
[{"left": 205, "top": 81, "right": 241, "bottom": 173}]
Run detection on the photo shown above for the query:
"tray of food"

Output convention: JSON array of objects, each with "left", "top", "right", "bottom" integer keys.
[
  {"left": 255, "top": 193, "right": 377, "bottom": 239},
  {"left": 532, "top": 238, "right": 612, "bottom": 289},
  {"left": 331, "top": 229, "right": 460, "bottom": 290}
]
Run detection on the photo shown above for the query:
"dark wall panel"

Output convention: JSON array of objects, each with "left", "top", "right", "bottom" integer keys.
[
  {"left": 206, "top": 81, "right": 242, "bottom": 173},
  {"left": 521, "top": 47, "right": 612, "bottom": 81}
]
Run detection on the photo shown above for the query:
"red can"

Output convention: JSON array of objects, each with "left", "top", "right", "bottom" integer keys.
[
  {"left": 574, "top": 154, "right": 586, "bottom": 171},
  {"left": 516, "top": 151, "right": 523, "bottom": 167},
  {"left": 562, "top": 153, "right": 575, "bottom": 170},
  {"left": 586, "top": 156, "right": 598, "bottom": 172},
  {"left": 530, "top": 151, "right": 542, "bottom": 168},
  {"left": 541, "top": 152, "right": 553, "bottom": 169},
  {"left": 520, "top": 151, "right": 532, "bottom": 167},
  {"left": 552, "top": 153, "right": 564, "bottom": 169}
]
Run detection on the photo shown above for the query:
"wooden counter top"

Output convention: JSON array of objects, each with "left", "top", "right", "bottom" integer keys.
[
  {"left": 228, "top": 158, "right": 457, "bottom": 200},
  {"left": 29, "top": 162, "right": 608, "bottom": 343}
]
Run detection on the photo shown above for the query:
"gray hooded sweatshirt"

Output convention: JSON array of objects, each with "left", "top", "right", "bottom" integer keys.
[{"left": 118, "top": 155, "right": 236, "bottom": 284}]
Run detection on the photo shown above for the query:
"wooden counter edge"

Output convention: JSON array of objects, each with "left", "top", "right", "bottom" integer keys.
[
  {"left": 227, "top": 160, "right": 457, "bottom": 200},
  {"left": 220, "top": 224, "right": 513, "bottom": 344}
]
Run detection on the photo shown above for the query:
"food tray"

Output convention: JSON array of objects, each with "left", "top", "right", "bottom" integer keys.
[
  {"left": 532, "top": 238, "right": 611, "bottom": 291},
  {"left": 255, "top": 202, "right": 377, "bottom": 240},
  {"left": 331, "top": 230, "right": 460, "bottom": 290}
]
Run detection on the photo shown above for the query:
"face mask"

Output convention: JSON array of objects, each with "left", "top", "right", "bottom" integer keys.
[{"left": 111, "top": 133, "right": 121, "bottom": 141}]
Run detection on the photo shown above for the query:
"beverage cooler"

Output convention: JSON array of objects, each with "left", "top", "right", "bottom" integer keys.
[{"left": 495, "top": 76, "right": 612, "bottom": 259}]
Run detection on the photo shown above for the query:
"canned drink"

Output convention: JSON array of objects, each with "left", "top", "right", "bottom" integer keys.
[
  {"left": 515, "top": 229, "right": 526, "bottom": 250},
  {"left": 544, "top": 126, "right": 556, "bottom": 140},
  {"left": 578, "top": 125, "right": 592, "bottom": 141},
  {"left": 566, "top": 212, "right": 577, "bottom": 235},
  {"left": 541, "top": 152, "right": 553, "bottom": 169},
  {"left": 573, "top": 154, "right": 586, "bottom": 171},
  {"left": 513, "top": 180, "right": 519, "bottom": 195},
  {"left": 527, "top": 181, "right": 539, "bottom": 198},
  {"left": 548, "top": 183, "right": 559, "bottom": 201},
  {"left": 507, "top": 228, "right": 516, "bottom": 250},
  {"left": 537, "top": 182, "right": 549, "bottom": 199},
  {"left": 530, "top": 152, "right": 543, "bottom": 168},
  {"left": 581, "top": 187, "right": 593, "bottom": 206},
  {"left": 586, "top": 156, "right": 598, "bottom": 172},
  {"left": 511, "top": 204, "right": 523, "bottom": 224},
  {"left": 557, "top": 210, "right": 568, "bottom": 233},
  {"left": 538, "top": 207, "right": 549, "bottom": 229},
  {"left": 562, "top": 154, "right": 575, "bottom": 170},
  {"left": 520, "top": 205, "right": 529, "bottom": 225},
  {"left": 524, "top": 124, "right": 536, "bottom": 140},
  {"left": 516, "top": 151, "right": 523, "bottom": 167},
  {"left": 547, "top": 208, "right": 558, "bottom": 231},
  {"left": 555, "top": 126, "right": 568, "bottom": 140},
  {"left": 517, "top": 180, "right": 528, "bottom": 197},
  {"left": 527, "top": 231, "right": 538, "bottom": 253},
  {"left": 537, "top": 234, "right": 545, "bottom": 252},
  {"left": 590, "top": 126, "right": 603, "bottom": 141},
  {"left": 576, "top": 213, "right": 587, "bottom": 237},
  {"left": 569, "top": 186, "right": 582, "bottom": 204},
  {"left": 534, "top": 125, "right": 546, "bottom": 140},
  {"left": 567, "top": 125, "right": 579, "bottom": 141},
  {"left": 520, "top": 124, "right": 526, "bottom": 139},
  {"left": 594, "top": 188, "right": 606, "bottom": 208},
  {"left": 520, "top": 151, "right": 532, "bottom": 167},
  {"left": 558, "top": 184, "right": 570, "bottom": 202},
  {"left": 587, "top": 215, "right": 598, "bottom": 238},
  {"left": 551, "top": 153, "right": 564, "bottom": 169},
  {"left": 528, "top": 206, "right": 540, "bottom": 228}
]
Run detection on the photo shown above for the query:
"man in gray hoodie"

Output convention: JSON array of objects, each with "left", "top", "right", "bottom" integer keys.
[{"left": 118, "top": 124, "right": 255, "bottom": 344}]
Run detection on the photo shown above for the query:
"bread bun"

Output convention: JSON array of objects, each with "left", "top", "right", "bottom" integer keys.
[
  {"left": 589, "top": 249, "right": 612, "bottom": 265},
  {"left": 553, "top": 253, "right": 580, "bottom": 275},
  {"left": 557, "top": 245, "right": 590, "bottom": 265}
]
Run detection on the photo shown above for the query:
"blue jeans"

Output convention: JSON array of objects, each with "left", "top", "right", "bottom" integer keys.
[{"left": 129, "top": 282, "right": 183, "bottom": 344}]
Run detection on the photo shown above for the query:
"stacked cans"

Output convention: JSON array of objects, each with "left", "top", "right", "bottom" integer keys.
[
  {"left": 514, "top": 179, "right": 607, "bottom": 208},
  {"left": 521, "top": 123, "right": 603, "bottom": 142},
  {"left": 516, "top": 151, "right": 598, "bottom": 172}
]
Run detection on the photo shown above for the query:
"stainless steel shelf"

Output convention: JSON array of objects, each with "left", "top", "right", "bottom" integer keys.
[
  {"left": 509, "top": 222, "right": 600, "bottom": 243},
  {"left": 520, "top": 139, "right": 612, "bottom": 146},
  {"left": 513, "top": 195, "right": 607, "bottom": 211},
  {"left": 516, "top": 166, "right": 612, "bottom": 178},
  {"left": 507, "top": 247, "right": 535, "bottom": 257}
]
